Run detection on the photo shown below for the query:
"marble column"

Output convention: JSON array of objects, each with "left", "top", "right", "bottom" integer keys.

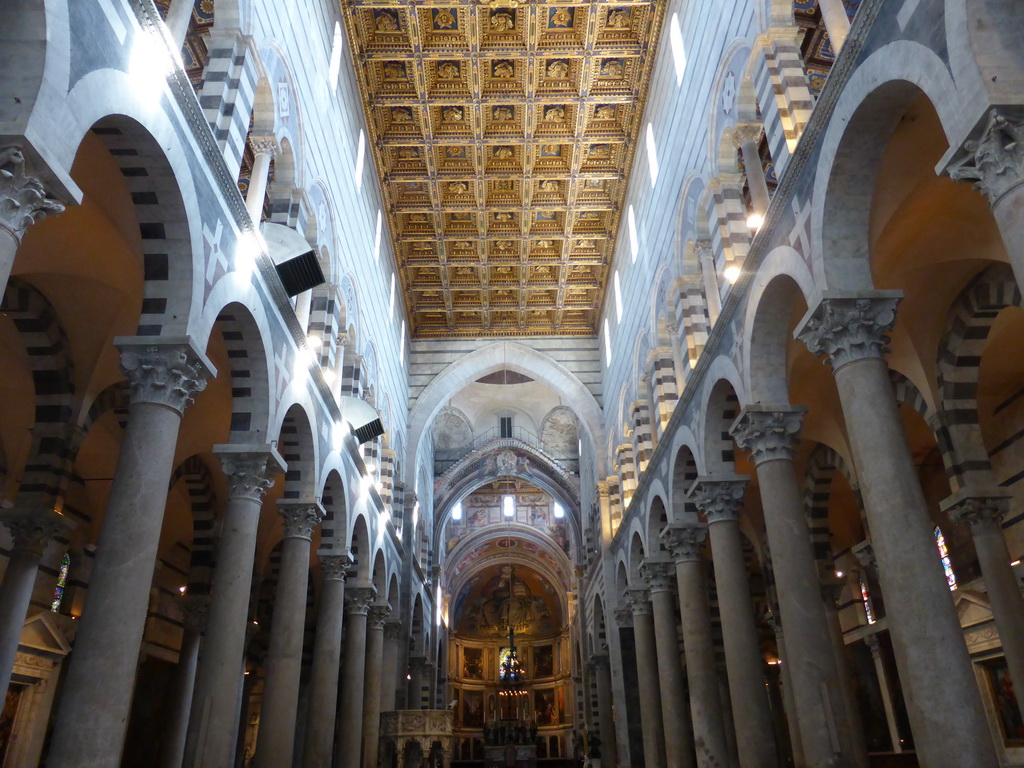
[
  {"left": 735, "top": 124, "right": 771, "bottom": 226},
  {"left": 0, "top": 509, "right": 75, "bottom": 701},
  {"left": 0, "top": 148, "right": 64, "bottom": 296},
  {"left": 817, "top": 0, "right": 850, "bottom": 53},
  {"left": 863, "top": 635, "right": 902, "bottom": 754},
  {"left": 363, "top": 603, "right": 392, "bottom": 768},
  {"left": 641, "top": 559, "right": 696, "bottom": 768},
  {"left": 695, "top": 241, "right": 722, "bottom": 325},
  {"left": 732, "top": 407, "right": 864, "bottom": 767},
  {"left": 625, "top": 589, "right": 666, "bottom": 768},
  {"left": 184, "top": 446, "right": 282, "bottom": 768},
  {"left": 588, "top": 655, "right": 618, "bottom": 768},
  {"left": 161, "top": 596, "right": 208, "bottom": 768},
  {"left": 949, "top": 110, "right": 1024, "bottom": 298},
  {"left": 665, "top": 321, "right": 689, "bottom": 389},
  {"left": 337, "top": 585, "right": 376, "bottom": 768},
  {"left": 47, "top": 340, "right": 211, "bottom": 768},
  {"left": 381, "top": 620, "right": 402, "bottom": 712},
  {"left": 303, "top": 554, "right": 352, "bottom": 768},
  {"left": 253, "top": 502, "right": 325, "bottom": 768},
  {"left": 944, "top": 491, "right": 1024, "bottom": 713},
  {"left": 766, "top": 617, "right": 804, "bottom": 768},
  {"left": 407, "top": 655, "right": 426, "bottom": 709},
  {"left": 797, "top": 294, "right": 999, "bottom": 766},
  {"left": 331, "top": 332, "right": 349, "bottom": 403},
  {"left": 820, "top": 574, "right": 868, "bottom": 768},
  {"left": 662, "top": 524, "right": 730, "bottom": 768},
  {"left": 245, "top": 137, "right": 277, "bottom": 224},
  {"left": 689, "top": 478, "right": 778, "bottom": 768}
]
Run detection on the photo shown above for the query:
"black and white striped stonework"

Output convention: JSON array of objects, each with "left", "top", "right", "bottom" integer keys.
[
  {"left": 217, "top": 307, "right": 271, "bottom": 436},
  {"left": 802, "top": 444, "right": 858, "bottom": 569},
  {"left": 170, "top": 455, "right": 218, "bottom": 596},
  {"left": 198, "top": 31, "right": 258, "bottom": 180}
]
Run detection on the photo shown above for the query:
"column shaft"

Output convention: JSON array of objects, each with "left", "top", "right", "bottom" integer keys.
[
  {"left": 591, "top": 657, "right": 618, "bottom": 768},
  {"left": 161, "top": 620, "right": 203, "bottom": 768},
  {"left": 673, "top": 556, "right": 728, "bottom": 768},
  {"left": 246, "top": 150, "right": 274, "bottom": 223},
  {"left": 706, "top": 515, "right": 778, "bottom": 768},
  {"left": 253, "top": 508, "right": 319, "bottom": 768},
  {"left": 362, "top": 607, "right": 389, "bottom": 768},
  {"left": 381, "top": 624, "right": 401, "bottom": 713},
  {"left": 304, "top": 565, "right": 348, "bottom": 768},
  {"left": 337, "top": 589, "right": 374, "bottom": 768},
  {"left": 163, "top": 0, "right": 193, "bottom": 49},
  {"left": 184, "top": 453, "right": 276, "bottom": 768},
  {"left": 772, "top": 629, "right": 805, "bottom": 768},
  {"left": 628, "top": 597, "right": 665, "bottom": 768},
  {"left": 740, "top": 138, "right": 771, "bottom": 218},
  {"left": 865, "top": 636, "right": 901, "bottom": 754},
  {"left": 649, "top": 586, "right": 696, "bottom": 768},
  {"left": 47, "top": 399, "right": 189, "bottom": 768},
  {"left": 0, "top": 545, "right": 45, "bottom": 700},
  {"left": 817, "top": 0, "right": 850, "bottom": 52},
  {"left": 835, "top": 359, "right": 996, "bottom": 763}
]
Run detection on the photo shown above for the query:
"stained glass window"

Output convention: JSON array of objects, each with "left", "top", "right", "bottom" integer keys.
[
  {"left": 859, "top": 573, "right": 875, "bottom": 625},
  {"left": 51, "top": 552, "right": 70, "bottom": 612},
  {"left": 935, "top": 526, "right": 957, "bottom": 591}
]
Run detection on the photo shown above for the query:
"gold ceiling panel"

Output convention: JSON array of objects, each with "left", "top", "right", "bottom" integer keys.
[{"left": 341, "top": 0, "right": 666, "bottom": 338}]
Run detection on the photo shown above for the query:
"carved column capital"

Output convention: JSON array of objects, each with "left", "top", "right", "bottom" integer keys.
[
  {"left": 368, "top": 602, "right": 393, "bottom": 629},
  {"left": 795, "top": 293, "right": 902, "bottom": 373},
  {"left": 0, "top": 508, "right": 75, "bottom": 557},
  {"left": 624, "top": 588, "right": 651, "bottom": 616},
  {"left": 277, "top": 502, "right": 324, "bottom": 541},
  {"left": 942, "top": 488, "right": 1011, "bottom": 533},
  {"left": 948, "top": 109, "right": 1024, "bottom": 206},
  {"left": 0, "top": 147, "right": 65, "bottom": 243},
  {"left": 344, "top": 585, "right": 377, "bottom": 615},
  {"left": 249, "top": 135, "right": 279, "bottom": 157},
  {"left": 640, "top": 559, "right": 676, "bottom": 593},
  {"left": 613, "top": 607, "right": 633, "bottom": 628},
  {"left": 319, "top": 553, "right": 354, "bottom": 581},
  {"left": 731, "top": 406, "right": 806, "bottom": 465},
  {"left": 661, "top": 523, "right": 707, "bottom": 562},
  {"left": 688, "top": 476, "right": 748, "bottom": 524},
  {"left": 693, "top": 239, "right": 714, "bottom": 260},
  {"left": 180, "top": 594, "right": 210, "bottom": 631},
  {"left": 851, "top": 540, "right": 877, "bottom": 579},
  {"left": 214, "top": 445, "right": 284, "bottom": 502},
  {"left": 665, "top": 322, "right": 679, "bottom": 335},
  {"left": 732, "top": 123, "right": 764, "bottom": 147},
  {"left": 587, "top": 654, "right": 610, "bottom": 671},
  {"left": 864, "top": 633, "right": 881, "bottom": 655},
  {"left": 116, "top": 338, "right": 214, "bottom": 414},
  {"left": 384, "top": 620, "right": 403, "bottom": 641}
]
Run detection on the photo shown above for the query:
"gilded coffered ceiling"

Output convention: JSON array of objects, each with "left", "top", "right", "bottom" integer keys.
[{"left": 341, "top": 0, "right": 666, "bottom": 338}]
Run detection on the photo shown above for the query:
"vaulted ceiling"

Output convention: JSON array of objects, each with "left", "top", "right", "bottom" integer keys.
[{"left": 341, "top": 0, "right": 666, "bottom": 338}]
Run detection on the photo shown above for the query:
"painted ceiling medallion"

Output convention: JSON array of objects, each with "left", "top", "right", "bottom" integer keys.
[{"left": 342, "top": 1, "right": 666, "bottom": 338}]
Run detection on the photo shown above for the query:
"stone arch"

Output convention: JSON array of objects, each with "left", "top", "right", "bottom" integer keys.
[
  {"left": 811, "top": 44, "right": 960, "bottom": 292},
  {"left": 169, "top": 455, "right": 218, "bottom": 596},
  {"left": 742, "top": 252, "right": 814, "bottom": 403},
  {"left": 614, "top": 559, "right": 629, "bottom": 596},
  {"left": 350, "top": 513, "right": 371, "bottom": 583},
  {"left": 701, "top": 377, "right": 742, "bottom": 475},
  {"left": 936, "top": 262, "right": 1021, "bottom": 491},
  {"left": 707, "top": 42, "right": 754, "bottom": 177},
  {"left": 371, "top": 548, "right": 387, "bottom": 594},
  {"left": 86, "top": 115, "right": 198, "bottom": 337},
  {"left": 670, "top": 441, "right": 700, "bottom": 523},
  {"left": 673, "top": 173, "right": 708, "bottom": 275},
  {"left": 0, "top": 278, "right": 78, "bottom": 508},
  {"left": 802, "top": 443, "right": 859, "bottom": 570},
  {"left": 320, "top": 469, "right": 348, "bottom": 550},
  {"left": 207, "top": 301, "right": 273, "bottom": 441},
  {"left": 275, "top": 403, "right": 318, "bottom": 502},
  {"left": 82, "top": 382, "right": 130, "bottom": 434},
  {"left": 410, "top": 593, "right": 426, "bottom": 656},
  {"left": 647, "top": 494, "right": 670, "bottom": 557},
  {"left": 408, "top": 341, "right": 605, "bottom": 480},
  {"left": 539, "top": 406, "right": 580, "bottom": 462},
  {"left": 627, "top": 529, "right": 646, "bottom": 586}
]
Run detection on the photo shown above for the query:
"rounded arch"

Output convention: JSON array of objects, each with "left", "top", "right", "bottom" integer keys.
[
  {"left": 647, "top": 493, "right": 670, "bottom": 557},
  {"left": 349, "top": 512, "right": 372, "bottom": 582},
  {"left": 707, "top": 41, "right": 753, "bottom": 177},
  {"left": 811, "top": 44, "right": 960, "bottom": 292},
  {"left": 669, "top": 437, "right": 700, "bottom": 524},
  {"left": 274, "top": 402, "right": 318, "bottom": 502},
  {"left": 169, "top": 455, "right": 219, "bottom": 596},
  {"left": 742, "top": 250, "right": 815, "bottom": 403},
  {"left": 700, "top": 375, "right": 744, "bottom": 476},
  {"left": 627, "top": 529, "right": 646, "bottom": 586},
  {"left": 408, "top": 341, "right": 606, "bottom": 479},
  {"left": 320, "top": 469, "right": 348, "bottom": 549}
]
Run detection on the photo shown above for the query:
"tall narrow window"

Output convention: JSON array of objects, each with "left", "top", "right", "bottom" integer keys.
[
  {"left": 859, "top": 573, "right": 875, "bottom": 625},
  {"left": 628, "top": 205, "right": 639, "bottom": 262},
  {"left": 499, "top": 416, "right": 514, "bottom": 438},
  {"left": 51, "top": 552, "right": 71, "bottom": 613},
  {"left": 603, "top": 319, "right": 612, "bottom": 366},
  {"left": 399, "top": 321, "right": 406, "bottom": 365},
  {"left": 645, "top": 123, "right": 659, "bottom": 187},
  {"left": 374, "top": 209, "right": 383, "bottom": 261},
  {"left": 389, "top": 273, "right": 396, "bottom": 319},
  {"left": 669, "top": 13, "right": 686, "bottom": 85},
  {"left": 328, "top": 22, "right": 344, "bottom": 90},
  {"left": 935, "top": 525, "right": 957, "bottom": 591},
  {"left": 354, "top": 129, "right": 366, "bottom": 188},
  {"left": 613, "top": 271, "right": 623, "bottom": 323},
  {"left": 451, "top": 501, "right": 463, "bottom": 521},
  {"left": 503, "top": 495, "right": 515, "bottom": 518},
  {"left": 553, "top": 502, "right": 565, "bottom": 519}
]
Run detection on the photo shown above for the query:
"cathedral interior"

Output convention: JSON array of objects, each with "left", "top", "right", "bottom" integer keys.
[{"left": 0, "top": 0, "right": 1023, "bottom": 767}]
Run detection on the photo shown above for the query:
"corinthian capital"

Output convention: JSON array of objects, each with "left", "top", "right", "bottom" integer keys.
[
  {"left": 0, "top": 508, "right": 76, "bottom": 557},
  {"left": 731, "top": 406, "right": 806, "bottom": 465},
  {"left": 249, "top": 135, "right": 279, "bottom": 157},
  {"left": 688, "top": 476, "right": 748, "bottom": 524},
  {"left": 795, "top": 293, "right": 902, "bottom": 372},
  {"left": 215, "top": 445, "right": 285, "bottom": 501},
  {"left": 0, "top": 148, "right": 65, "bottom": 243},
  {"left": 319, "top": 553, "right": 354, "bottom": 581},
  {"left": 277, "top": 502, "right": 325, "bottom": 540},
  {"left": 639, "top": 559, "right": 675, "bottom": 592},
  {"left": 368, "top": 602, "right": 393, "bottom": 629},
  {"left": 661, "top": 523, "right": 707, "bottom": 562},
  {"left": 116, "top": 338, "right": 214, "bottom": 413},
  {"left": 624, "top": 588, "right": 651, "bottom": 615},
  {"left": 941, "top": 487, "right": 1011, "bottom": 533},
  {"left": 948, "top": 109, "right": 1024, "bottom": 205},
  {"left": 345, "top": 585, "right": 377, "bottom": 615}
]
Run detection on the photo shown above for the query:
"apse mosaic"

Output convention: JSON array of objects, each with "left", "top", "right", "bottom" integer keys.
[{"left": 341, "top": 0, "right": 666, "bottom": 337}]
